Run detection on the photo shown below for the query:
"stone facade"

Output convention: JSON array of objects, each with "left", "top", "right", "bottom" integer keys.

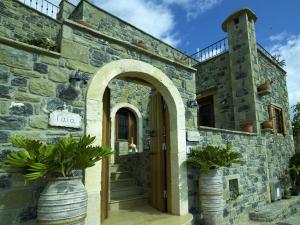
[{"left": 0, "top": 1, "right": 295, "bottom": 225}]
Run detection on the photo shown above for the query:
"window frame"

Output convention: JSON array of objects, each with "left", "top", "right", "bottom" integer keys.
[
  {"left": 197, "top": 95, "right": 215, "bottom": 128},
  {"left": 268, "top": 104, "right": 287, "bottom": 135},
  {"left": 115, "top": 108, "right": 137, "bottom": 144}
]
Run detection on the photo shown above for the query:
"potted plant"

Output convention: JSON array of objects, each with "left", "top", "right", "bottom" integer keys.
[
  {"left": 240, "top": 122, "right": 254, "bottom": 133},
  {"left": 262, "top": 120, "right": 273, "bottom": 129},
  {"left": 186, "top": 144, "right": 242, "bottom": 225},
  {"left": 4, "top": 135, "right": 112, "bottom": 225},
  {"left": 257, "top": 80, "right": 273, "bottom": 92},
  {"left": 134, "top": 40, "right": 148, "bottom": 50}
]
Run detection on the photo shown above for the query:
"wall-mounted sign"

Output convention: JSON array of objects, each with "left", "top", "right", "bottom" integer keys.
[
  {"left": 49, "top": 110, "right": 81, "bottom": 128},
  {"left": 186, "top": 131, "right": 200, "bottom": 142}
]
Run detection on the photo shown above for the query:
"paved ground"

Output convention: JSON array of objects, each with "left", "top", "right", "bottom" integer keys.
[{"left": 102, "top": 204, "right": 192, "bottom": 225}]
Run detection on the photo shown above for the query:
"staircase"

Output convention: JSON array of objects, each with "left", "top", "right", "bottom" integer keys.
[{"left": 109, "top": 164, "right": 148, "bottom": 211}]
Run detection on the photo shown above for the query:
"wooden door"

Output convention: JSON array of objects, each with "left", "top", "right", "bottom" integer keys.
[
  {"left": 150, "top": 92, "right": 171, "bottom": 212},
  {"left": 101, "top": 88, "right": 110, "bottom": 221}
]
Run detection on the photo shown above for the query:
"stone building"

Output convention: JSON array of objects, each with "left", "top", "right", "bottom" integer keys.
[{"left": 0, "top": 1, "right": 295, "bottom": 225}]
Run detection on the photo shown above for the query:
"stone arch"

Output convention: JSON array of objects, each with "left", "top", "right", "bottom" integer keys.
[
  {"left": 110, "top": 103, "right": 143, "bottom": 158},
  {"left": 85, "top": 59, "right": 188, "bottom": 225}
]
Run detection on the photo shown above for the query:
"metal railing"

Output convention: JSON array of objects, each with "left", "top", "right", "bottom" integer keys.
[
  {"left": 256, "top": 42, "right": 281, "bottom": 65},
  {"left": 189, "top": 37, "right": 229, "bottom": 64},
  {"left": 19, "top": 0, "right": 59, "bottom": 19}
]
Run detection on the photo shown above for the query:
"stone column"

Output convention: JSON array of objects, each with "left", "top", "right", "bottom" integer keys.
[
  {"left": 222, "top": 8, "right": 261, "bottom": 132},
  {"left": 57, "top": 0, "right": 76, "bottom": 21}
]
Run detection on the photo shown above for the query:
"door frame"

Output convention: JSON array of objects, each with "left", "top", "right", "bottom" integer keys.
[{"left": 85, "top": 59, "right": 188, "bottom": 225}]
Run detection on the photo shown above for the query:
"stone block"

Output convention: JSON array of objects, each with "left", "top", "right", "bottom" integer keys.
[
  {"left": 0, "top": 45, "right": 32, "bottom": 70},
  {"left": 29, "top": 79, "right": 55, "bottom": 97},
  {"left": 29, "top": 115, "right": 48, "bottom": 129},
  {"left": 11, "top": 77, "right": 27, "bottom": 87},
  {"left": 33, "top": 63, "right": 48, "bottom": 74},
  {"left": 65, "top": 59, "right": 97, "bottom": 73},
  {"left": 61, "top": 39, "right": 90, "bottom": 63},
  {"left": 12, "top": 68, "right": 41, "bottom": 78},
  {"left": 9, "top": 102, "right": 33, "bottom": 116},
  {"left": 0, "top": 131, "right": 9, "bottom": 143},
  {"left": 0, "top": 102, "right": 8, "bottom": 114},
  {"left": 14, "top": 92, "right": 41, "bottom": 102},
  {"left": 0, "top": 67, "right": 10, "bottom": 84},
  {"left": 0, "top": 116, "right": 26, "bottom": 130},
  {"left": 0, "top": 85, "right": 10, "bottom": 98},
  {"left": 48, "top": 67, "right": 69, "bottom": 83}
]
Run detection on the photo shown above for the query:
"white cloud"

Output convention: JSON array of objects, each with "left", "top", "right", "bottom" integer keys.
[
  {"left": 92, "top": 0, "right": 179, "bottom": 46},
  {"left": 163, "top": 0, "right": 223, "bottom": 19},
  {"left": 270, "top": 34, "right": 300, "bottom": 106},
  {"left": 269, "top": 31, "right": 288, "bottom": 42}
]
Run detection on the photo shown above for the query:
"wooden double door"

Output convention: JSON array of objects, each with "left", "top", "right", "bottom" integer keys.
[
  {"left": 101, "top": 90, "right": 171, "bottom": 222},
  {"left": 149, "top": 92, "right": 172, "bottom": 213}
]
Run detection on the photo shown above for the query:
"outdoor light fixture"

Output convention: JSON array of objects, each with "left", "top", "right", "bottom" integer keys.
[
  {"left": 69, "top": 70, "right": 90, "bottom": 91},
  {"left": 187, "top": 99, "right": 198, "bottom": 108}
]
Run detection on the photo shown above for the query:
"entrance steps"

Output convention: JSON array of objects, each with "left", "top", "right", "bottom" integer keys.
[
  {"left": 109, "top": 164, "right": 148, "bottom": 211},
  {"left": 248, "top": 196, "right": 300, "bottom": 224}
]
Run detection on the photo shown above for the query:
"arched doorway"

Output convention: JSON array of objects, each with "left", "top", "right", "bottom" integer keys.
[{"left": 85, "top": 59, "right": 188, "bottom": 225}]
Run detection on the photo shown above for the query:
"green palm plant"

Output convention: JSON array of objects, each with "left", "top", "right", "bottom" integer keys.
[
  {"left": 4, "top": 135, "right": 112, "bottom": 181},
  {"left": 186, "top": 144, "right": 242, "bottom": 173}
]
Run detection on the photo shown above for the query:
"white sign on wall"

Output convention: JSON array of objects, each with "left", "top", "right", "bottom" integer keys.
[
  {"left": 186, "top": 131, "right": 200, "bottom": 142},
  {"left": 49, "top": 110, "right": 81, "bottom": 128}
]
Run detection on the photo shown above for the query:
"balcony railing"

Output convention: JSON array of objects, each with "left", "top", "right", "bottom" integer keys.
[
  {"left": 19, "top": 0, "right": 59, "bottom": 19},
  {"left": 256, "top": 42, "right": 282, "bottom": 66},
  {"left": 189, "top": 37, "right": 229, "bottom": 64}
]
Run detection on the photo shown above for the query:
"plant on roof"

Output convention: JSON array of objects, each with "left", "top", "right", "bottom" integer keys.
[
  {"left": 4, "top": 135, "right": 112, "bottom": 181},
  {"left": 186, "top": 144, "right": 242, "bottom": 173},
  {"left": 21, "top": 37, "right": 58, "bottom": 51}
]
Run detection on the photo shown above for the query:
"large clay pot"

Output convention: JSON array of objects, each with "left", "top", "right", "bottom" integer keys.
[
  {"left": 240, "top": 123, "right": 254, "bottom": 133},
  {"left": 258, "top": 80, "right": 272, "bottom": 92},
  {"left": 199, "top": 170, "right": 224, "bottom": 225},
  {"left": 135, "top": 41, "right": 148, "bottom": 50},
  {"left": 37, "top": 176, "right": 87, "bottom": 225},
  {"left": 262, "top": 120, "right": 273, "bottom": 129}
]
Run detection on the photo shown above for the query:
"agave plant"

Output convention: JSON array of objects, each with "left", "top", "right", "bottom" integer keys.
[
  {"left": 186, "top": 144, "right": 242, "bottom": 173},
  {"left": 4, "top": 135, "right": 112, "bottom": 181}
]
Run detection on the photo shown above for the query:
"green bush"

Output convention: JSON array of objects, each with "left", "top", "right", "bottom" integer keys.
[
  {"left": 21, "top": 37, "right": 58, "bottom": 51},
  {"left": 4, "top": 135, "right": 112, "bottom": 181},
  {"left": 186, "top": 144, "right": 242, "bottom": 173}
]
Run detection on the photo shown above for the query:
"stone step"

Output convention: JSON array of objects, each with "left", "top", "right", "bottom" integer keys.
[
  {"left": 110, "top": 186, "right": 144, "bottom": 199},
  {"left": 110, "top": 164, "right": 126, "bottom": 173},
  {"left": 110, "top": 178, "right": 136, "bottom": 190},
  {"left": 249, "top": 196, "right": 300, "bottom": 222},
  {"left": 109, "top": 194, "right": 148, "bottom": 211},
  {"left": 276, "top": 213, "right": 300, "bottom": 225},
  {"left": 110, "top": 171, "right": 130, "bottom": 180}
]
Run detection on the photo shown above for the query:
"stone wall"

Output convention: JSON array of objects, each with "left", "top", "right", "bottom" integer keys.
[
  {"left": 195, "top": 52, "right": 234, "bottom": 129},
  {"left": 69, "top": 0, "right": 189, "bottom": 63},
  {"left": 0, "top": 1, "right": 197, "bottom": 224},
  {"left": 188, "top": 127, "right": 270, "bottom": 225},
  {"left": 0, "top": 0, "right": 60, "bottom": 42}
]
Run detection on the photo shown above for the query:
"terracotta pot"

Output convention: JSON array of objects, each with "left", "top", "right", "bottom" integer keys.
[
  {"left": 75, "top": 20, "right": 96, "bottom": 29},
  {"left": 258, "top": 80, "right": 272, "bottom": 92},
  {"left": 240, "top": 123, "right": 254, "bottom": 133},
  {"left": 135, "top": 41, "right": 148, "bottom": 50},
  {"left": 262, "top": 120, "right": 273, "bottom": 129},
  {"left": 175, "top": 59, "right": 185, "bottom": 65}
]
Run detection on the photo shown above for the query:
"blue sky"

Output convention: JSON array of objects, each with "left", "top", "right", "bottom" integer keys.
[{"left": 54, "top": 0, "right": 300, "bottom": 106}]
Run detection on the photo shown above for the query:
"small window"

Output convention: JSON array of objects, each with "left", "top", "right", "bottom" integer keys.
[
  {"left": 269, "top": 105, "right": 286, "bottom": 135},
  {"left": 197, "top": 95, "right": 215, "bottom": 127},
  {"left": 116, "top": 108, "right": 137, "bottom": 143},
  {"left": 233, "top": 18, "right": 239, "bottom": 25},
  {"left": 229, "top": 178, "right": 239, "bottom": 200},
  {"left": 274, "top": 108, "right": 284, "bottom": 134}
]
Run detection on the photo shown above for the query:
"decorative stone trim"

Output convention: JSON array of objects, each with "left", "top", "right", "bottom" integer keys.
[
  {"left": 0, "top": 36, "right": 61, "bottom": 58},
  {"left": 63, "top": 19, "right": 197, "bottom": 72},
  {"left": 85, "top": 59, "right": 188, "bottom": 225},
  {"left": 198, "top": 126, "right": 258, "bottom": 136}
]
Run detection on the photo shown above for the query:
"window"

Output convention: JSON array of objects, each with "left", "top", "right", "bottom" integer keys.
[
  {"left": 269, "top": 104, "right": 286, "bottom": 135},
  {"left": 116, "top": 108, "right": 137, "bottom": 143},
  {"left": 197, "top": 95, "right": 215, "bottom": 127}
]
